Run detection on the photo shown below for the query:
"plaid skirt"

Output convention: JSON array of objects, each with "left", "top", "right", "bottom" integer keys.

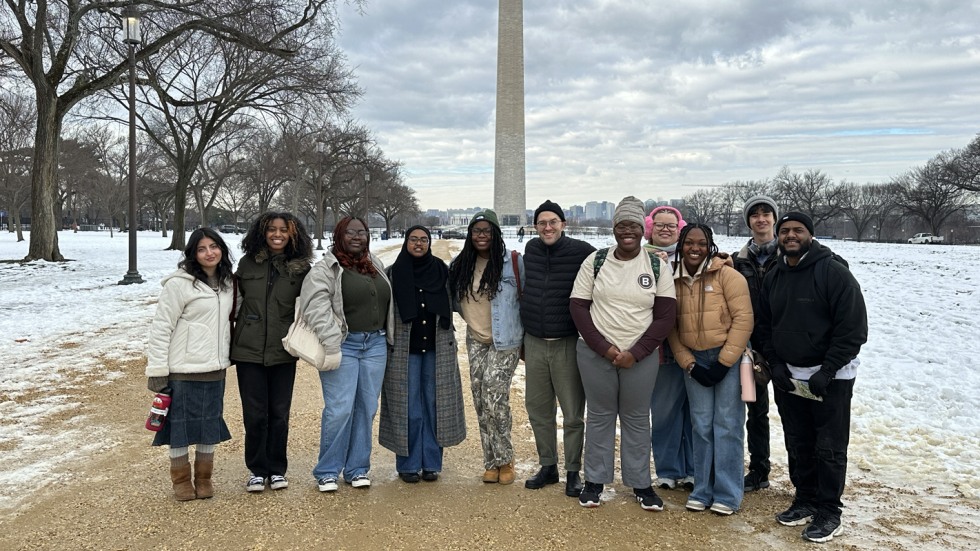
[{"left": 152, "top": 379, "right": 232, "bottom": 448}]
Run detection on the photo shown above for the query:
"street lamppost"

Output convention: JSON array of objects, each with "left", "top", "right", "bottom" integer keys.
[
  {"left": 119, "top": 5, "right": 144, "bottom": 285},
  {"left": 363, "top": 170, "right": 371, "bottom": 223}
]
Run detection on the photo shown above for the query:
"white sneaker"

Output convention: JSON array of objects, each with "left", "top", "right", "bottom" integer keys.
[
  {"left": 269, "top": 475, "right": 288, "bottom": 490},
  {"left": 350, "top": 475, "right": 371, "bottom": 488},
  {"left": 685, "top": 499, "right": 707, "bottom": 511},
  {"left": 245, "top": 475, "right": 265, "bottom": 493},
  {"left": 655, "top": 477, "right": 676, "bottom": 490},
  {"left": 710, "top": 502, "right": 735, "bottom": 516},
  {"left": 317, "top": 477, "right": 338, "bottom": 492}
]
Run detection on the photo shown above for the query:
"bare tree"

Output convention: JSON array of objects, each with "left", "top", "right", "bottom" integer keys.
[
  {"left": 893, "top": 153, "right": 970, "bottom": 236},
  {"left": 0, "top": 91, "right": 35, "bottom": 240},
  {"left": 1, "top": 0, "right": 359, "bottom": 260},
  {"left": 950, "top": 134, "right": 980, "bottom": 193},
  {"left": 839, "top": 182, "right": 899, "bottom": 242},
  {"left": 371, "top": 163, "right": 420, "bottom": 237},
  {"left": 683, "top": 188, "right": 722, "bottom": 226},
  {"left": 772, "top": 167, "right": 846, "bottom": 231},
  {"left": 715, "top": 184, "right": 742, "bottom": 236}
]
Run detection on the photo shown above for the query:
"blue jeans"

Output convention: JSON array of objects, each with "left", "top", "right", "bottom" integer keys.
[
  {"left": 312, "top": 330, "right": 387, "bottom": 482},
  {"left": 396, "top": 351, "right": 443, "bottom": 474},
  {"left": 684, "top": 347, "right": 745, "bottom": 510},
  {"left": 650, "top": 358, "right": 694, "bottom": 480}
]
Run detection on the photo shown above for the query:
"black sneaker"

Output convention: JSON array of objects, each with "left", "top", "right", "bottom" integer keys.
[
  {"left": 399, "top": 472, "right": 421, "bottom": 483},
  {"left": 578, "top": 482, "right": 603, "bottom": 508},
  {"left": 802, "top": 515, "right": 843, "bottom": 543},
  {"left": 744, "top": 470, "right": 770, "bottom": 492},
  {"left": 634, "top": 486, "right": 664, "bottom": 511},
  {"left": 776, "top": 501, "right": 816, "bottom": 526}
]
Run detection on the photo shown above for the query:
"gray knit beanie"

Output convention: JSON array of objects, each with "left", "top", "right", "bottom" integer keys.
[
  {"left": 742, "top": 195, "right": 778, "bottom": 227},
  {"left": 613, "top": 196, "right": 646, "bottom": 227}
]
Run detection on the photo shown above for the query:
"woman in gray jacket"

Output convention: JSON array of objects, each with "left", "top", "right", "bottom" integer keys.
[{"left": 299, "top": 216, "right": 393, "bottom": 492}]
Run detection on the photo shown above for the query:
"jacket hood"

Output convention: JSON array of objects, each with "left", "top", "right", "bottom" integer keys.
[
  {"left": 255, "top": 249, "right": 311, "bottom": 276},
  {"left": 161, "top": 269, "right": 197, "bottom": 287},
  {"left": 775, "top": 239, "right": 833, "bottom": 272}
]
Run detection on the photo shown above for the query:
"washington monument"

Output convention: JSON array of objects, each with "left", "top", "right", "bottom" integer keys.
[{"left": 493, "top": 0, "right": 526, "bottom": 226}]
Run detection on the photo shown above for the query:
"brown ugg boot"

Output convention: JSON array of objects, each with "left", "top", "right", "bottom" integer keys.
[
  {"left": 498, "top": 463, "right": 516, "bottom": 485},
  {"left": 194, "top": 452, "right": 214, "bottom": 499},
  {"left": 170, "top": 456, "right": 196, "bottom": 501}
]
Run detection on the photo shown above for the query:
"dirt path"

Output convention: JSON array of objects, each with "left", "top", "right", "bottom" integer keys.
[{"left": 1, "top": 239, "right": 977, "bottom": 550}]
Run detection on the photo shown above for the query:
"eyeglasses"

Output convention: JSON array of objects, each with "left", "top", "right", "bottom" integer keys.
[
  {"left": 345, "top": 230, "right": 368, "bottom": 238},
  {"left": 653, "top": 222, "right": 679, "bottom": 231},
  {"left": 471, "top": 228, "right": 492, "bottom": 236},
  {"left": 408, "top": 237, "right": 429, "bottom": 244},
  {"left": 535, "top": 219, "right": 562, "bottom": 229}
]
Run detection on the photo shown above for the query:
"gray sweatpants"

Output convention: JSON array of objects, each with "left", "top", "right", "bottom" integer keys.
[{"left": 576, "top": 339, "right": 659, "bottom": 488}]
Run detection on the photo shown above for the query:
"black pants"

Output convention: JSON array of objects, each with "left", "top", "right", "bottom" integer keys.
[
  {"left": 745, "top": 380, "right": 771, "bottom": 477},
  {"left": 774, "top": 378, "right": 854, "bottom": 518},
  {"left": 237, "top": 361, "right": 297, "bottom": 477}
]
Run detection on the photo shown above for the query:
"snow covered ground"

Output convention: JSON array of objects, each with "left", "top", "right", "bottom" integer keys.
[{"left": 1, "top": 229, "right": 978, "bottom": 516}]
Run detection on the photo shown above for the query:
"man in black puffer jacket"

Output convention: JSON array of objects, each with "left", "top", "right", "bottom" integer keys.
[{"left": 520, "top": 200, "right": 595, "bottom": 497}]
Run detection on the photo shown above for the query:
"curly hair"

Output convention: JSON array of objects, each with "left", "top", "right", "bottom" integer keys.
[
  {"left": 179, "top": 227, "right": 234, "bottom": 290},
  {"left": 240, "top": 211, "right": 314, "bottom": 262},
  {"left": 673, "top": 223, "right": 719, "bottom": 340},
  {"left": 332, "top": 216, "right": 377, "bottom": 276},
  {"left": 449, "top": 223, "right": 505, "bottom": 302}
]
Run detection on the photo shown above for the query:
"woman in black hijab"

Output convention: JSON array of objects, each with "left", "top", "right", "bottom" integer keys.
[{"left": 379, "top": 226, "right": 466, "bottom": 482}]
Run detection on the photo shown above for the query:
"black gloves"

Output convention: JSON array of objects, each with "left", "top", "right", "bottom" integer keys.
[
  {"left": 770, "top": 362, "right": 794, "bottom": 393},
  {"left": 690, "top": 361, "right": 730, "bottom": 387},
  {"left": 807, "top": 367, "right": 836, "bottom": 397}
]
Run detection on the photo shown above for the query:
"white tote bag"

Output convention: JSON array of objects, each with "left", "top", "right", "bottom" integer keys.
[{"left": 282, "top": 299, "right": 330, "bottom": 370}]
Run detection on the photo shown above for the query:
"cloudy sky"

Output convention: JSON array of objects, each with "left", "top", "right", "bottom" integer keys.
[{"left": 335, "top": 1, "right": 980, "bottom": 210}]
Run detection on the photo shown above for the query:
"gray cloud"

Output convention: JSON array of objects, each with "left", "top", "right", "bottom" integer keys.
[{"left": 337, "top": 1, "right": 980, "bottom": 209}]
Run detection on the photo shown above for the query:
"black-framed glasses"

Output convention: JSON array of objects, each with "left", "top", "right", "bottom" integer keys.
[
  {"left": 471, "top": 228, "right": 492, "bottom": 236},
  {"left": 653, "top": 222, "right": 679, "bottom": 230},
  {"left": 408, "top": 236, "right": 429, "bottom": 244},
  {"left": 345, "top": 230, "right": 368, "bottom": 237},
  {"left": 535, "top": 219, "right": 562, "bottom": 229}
]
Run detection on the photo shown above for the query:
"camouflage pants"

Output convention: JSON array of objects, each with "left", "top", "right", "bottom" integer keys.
[{"left": 466, "top": 332, "right": 519, "bottom": 469}]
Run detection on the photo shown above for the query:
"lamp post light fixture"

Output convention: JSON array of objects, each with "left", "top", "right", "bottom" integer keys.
[
  {"left": 314, "top": 141, "right": 327, "bottom": 251},
  {"left": 119, "top": 4, "right": 144, "bottom": 284}
]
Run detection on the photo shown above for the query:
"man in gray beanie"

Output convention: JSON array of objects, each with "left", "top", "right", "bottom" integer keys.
[
  {"left": 613, "top": 196, "right": 646, "bottom": 227},
  {"left": 732, "top": 194, "right": 778, "bottom": 493}
]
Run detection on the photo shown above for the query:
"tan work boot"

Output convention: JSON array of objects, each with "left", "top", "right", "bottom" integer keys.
[
  {"left": 482, "top": 467, "right": 500, "bottom": 483},
  {"left": 498, "top": 463, "right": 515, "bottom": 485},
  {"left": 194, "top": 452, "right": 214, "bottom": 499},
  {"left": 170, "top": 456, "right": 196, "bottom": 501}
]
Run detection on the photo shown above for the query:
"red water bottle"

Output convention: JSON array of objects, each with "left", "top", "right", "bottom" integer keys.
[{"left": 145, "top": 389, "right": 172, "bottom": 431}]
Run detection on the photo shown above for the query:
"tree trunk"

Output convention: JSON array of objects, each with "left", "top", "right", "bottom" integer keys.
[
  {"left": 26, "top": 97, "right": 64, "bottom": 261},
  {"left": 168, "top": 168, "right": 194, "bottom": 251}
]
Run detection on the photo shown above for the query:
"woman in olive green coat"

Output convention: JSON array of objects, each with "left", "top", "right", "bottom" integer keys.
[{"left": 231, "top": 212, "right": 313, "bottom": 493}]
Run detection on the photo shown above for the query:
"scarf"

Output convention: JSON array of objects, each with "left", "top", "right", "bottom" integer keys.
[{"left": 391, "top": 225, "right": 452, "bottom": 329}]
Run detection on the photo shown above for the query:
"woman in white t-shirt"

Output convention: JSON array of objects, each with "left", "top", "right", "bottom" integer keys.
[{"left": 570, "top": 196, "right": 677, "bottom": 511}]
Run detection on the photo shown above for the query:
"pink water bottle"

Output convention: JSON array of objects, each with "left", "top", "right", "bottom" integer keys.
[
  {"left": 145, "top": 390, "right": 172, "bottom": 431},
  {"left": 740, "top": 352, "right": 756, "bottom": 402}
]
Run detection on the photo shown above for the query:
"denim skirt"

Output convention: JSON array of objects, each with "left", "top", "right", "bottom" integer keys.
[{"left": 152, "top": 379, "right": 232, "bottom": 448}]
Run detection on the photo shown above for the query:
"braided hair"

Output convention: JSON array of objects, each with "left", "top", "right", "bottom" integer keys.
[
  {"left": 179, "top": 227, "right": 234, "bottom": 290},
  {"left": 240, "top": 211, "right": 314, "bottom": 262},
  {"left": 673, "top": 223, "right": 719, "bottom": 342},
  {"left": 449, "top": 223, "right": 505, "bottom": 302},
  {"left": 332, "top": 216, "right": 378, "bottom": 276}
]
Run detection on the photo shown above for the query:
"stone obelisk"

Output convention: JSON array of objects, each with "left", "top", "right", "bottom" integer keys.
[{"left": 493, "top": 0, "right": 526, "bottom": 226}]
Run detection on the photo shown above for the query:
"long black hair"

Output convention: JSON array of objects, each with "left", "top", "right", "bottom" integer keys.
[
  {"left": 673, "top": 223, "right": 719, "bottom": 341},
  {"left": 449, "top": 223, "right": 505, "bottom": 302},
  {"left": 240, "top": 211, "right": 314, "bottom": 262},
  {"left": 179, "top": 227, "right": 234, "bottom": 290}
]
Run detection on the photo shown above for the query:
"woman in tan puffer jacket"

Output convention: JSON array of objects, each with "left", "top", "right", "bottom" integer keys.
[{"left": 667, "top": 223, "right": 753, "bottom": 516}]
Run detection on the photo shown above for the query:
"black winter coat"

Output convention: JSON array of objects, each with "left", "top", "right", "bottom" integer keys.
[
  {"left": 520, "top": 234, "right": 596, "bottom": 339},
  {"left": 733, "top": 241, "right": 778, "bottom": 348},
  {"left": 757, "top": 240, "right": 867, "bottom": 372},
  {"left": 231, "top": 251, "right": 311, "bottom": 366}
]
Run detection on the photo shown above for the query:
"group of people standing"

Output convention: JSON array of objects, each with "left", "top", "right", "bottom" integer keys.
[{"left": 146, "top": 193, "right": 866, "bottom": 544}]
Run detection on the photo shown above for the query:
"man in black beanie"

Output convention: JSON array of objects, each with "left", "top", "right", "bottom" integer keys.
[
  {"left": 520, "top": 200, "right": 595, "bottom": 497},
  {"left": 757, "top": 211, "right": 867, "bottom": 543}
]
